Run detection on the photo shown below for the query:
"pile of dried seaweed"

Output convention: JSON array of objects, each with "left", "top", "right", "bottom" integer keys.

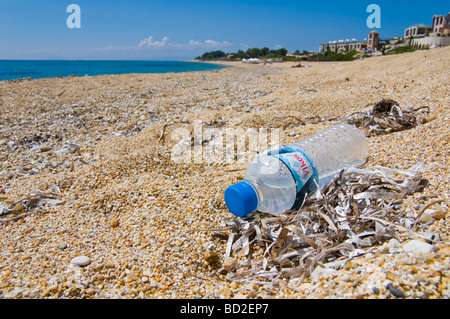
[
  {"left": 253, "top": 99, "right": 432, "bottom": 134},
  {"left": 345, "top": 99, "right": 432, "bottom": 136},
  {"left": 0, "top": 185, "right": 65, "bottom": 222},
  {"left": 218, "top": 163, "right": 433, "bottom": 284}
]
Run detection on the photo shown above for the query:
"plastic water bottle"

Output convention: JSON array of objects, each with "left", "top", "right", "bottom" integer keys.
[{"left": 224, "top": 123, "right": 369, "bottom": 218}]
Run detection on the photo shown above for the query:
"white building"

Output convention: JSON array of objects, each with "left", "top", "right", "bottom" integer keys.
[
  {"left": 319, "top": 39, "right": 367, "bottom": 53},
  {"left": 432, "top": 13, "right": 450, "bottom": 35},
  {"left": 404, "top": 24, "right": 432, "bottom": 38}
]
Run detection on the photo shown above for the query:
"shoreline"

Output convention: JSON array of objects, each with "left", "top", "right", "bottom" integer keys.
[
  {"left": 0, "top": 47, "right": 449, "bottom": 299},
  {"left": 0, "top": 60, "right": 229, "bottom": 82}
]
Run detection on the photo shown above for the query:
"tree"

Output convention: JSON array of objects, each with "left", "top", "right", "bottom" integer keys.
[
  {"left": 235, "top": 50, "right": 248, "bottom": 59},
  {"left": 195, "top": 46, "right": 290, "bottom": 61},
  {"left": 273, "top": 48, "right": 288, "bottom": 56},
  {"left": 247, "top": 48, "right": 262, "bottom": 58},
  {"left": 198, "top": 50, "right": 226, "bottom": 60},
  {"left": 261, "top": 47, "right": 270, "bottom": 56}
]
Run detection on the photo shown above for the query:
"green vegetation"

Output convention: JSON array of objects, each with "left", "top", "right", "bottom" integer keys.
[
  {"left": 384, "top": 46, "right": 416, "bottom": 55},
  {"left": 196, "top": 50, "right": 226, "bottom": 60},
  {"left": 195, "top": 33, "right": 441, "bottom": 62},
  {"left": 306, "top": 50, "right": 358, "bottom": 61},
  {"left": 195, "top": 47, "right": 289, "bottom": 61},
  {"left": 195, "top": 46, "right": 358, "bottom": 62}
]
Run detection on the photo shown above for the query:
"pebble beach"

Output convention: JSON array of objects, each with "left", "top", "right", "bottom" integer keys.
[{"left": 0, "top": 47, "right": 449, "bottom": 299}]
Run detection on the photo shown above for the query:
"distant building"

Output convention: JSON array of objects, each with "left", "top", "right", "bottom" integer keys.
[
  {"left": 406, "top": 13, "right": 450, "bottom": 48},
  {"left": 319, "top": 31, "right": 379, "bottom": 53},
  {"left": 318, "top": 12, "right": 450, "bottom": 54},
  {"left": 367, "top": 30, "right": 380, "bottom": 51},
  {"left": 432, "top": 13, "right": 450, "bottom": 35},
  {"left": 404, "top": 24, "right": 433, "bottom": 38},
  {"left": 319, "top": 40, "right": 367, "bottom": 53}
]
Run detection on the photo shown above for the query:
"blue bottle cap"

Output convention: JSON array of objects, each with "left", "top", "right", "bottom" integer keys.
[{"left": 224, "top": 181, "right": 259, "bottom": 218}]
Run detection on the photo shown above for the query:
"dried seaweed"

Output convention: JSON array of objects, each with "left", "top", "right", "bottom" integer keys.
[
  {"left": 253, "top": 99, "right": 430, "bottom": 134},
  {"left": 218, "top": 163, "right": 440, "bottom": 284},
  {"left": 345, "top": 99, "right": 431, "bottom": 136},
  {"left": 0, "top": 186, "right": 65, "bottom": 222}
]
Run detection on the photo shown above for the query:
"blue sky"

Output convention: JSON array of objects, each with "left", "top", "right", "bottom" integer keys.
[{"left": 0, "top": 0, "right": 448, "bottom": 60}]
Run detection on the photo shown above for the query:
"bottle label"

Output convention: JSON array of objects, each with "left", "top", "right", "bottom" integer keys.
[{"left": 270, "top": 147, "right": 318, "bottom": 209}]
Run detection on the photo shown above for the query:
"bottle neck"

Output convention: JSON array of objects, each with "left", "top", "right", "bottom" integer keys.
[{"left": 247, "top": 180, "right": 262, "bottom": 210}]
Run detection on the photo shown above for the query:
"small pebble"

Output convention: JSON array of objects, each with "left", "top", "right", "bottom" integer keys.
[
  {"left": 430, "top": 205, "right": 446, "bottom": 220},
  {"left": 203, "top": 251, "right": 219, "bottom": 264},
  {"left": 39, "top": 146, "right": 53, "bottom": 152},
  {"left": 13, "top": 203, "right": 24, "bottom": 212},
  {"left": 388, "top": 238, "right": 401, "bottom": 250},
  {"left": 221, "top": 287, "right": 233, "bottom": 298},
  {"left": 418, "top": 211, "right": 434, "bottom": 224},
  {"left": 58, "top": 242, "right": 68, "bottom": 250},
  {"left": 70, "top": 256, "right": 91, "bottom": 267},
  {"left": 387, "top": 283, "right": 405, "bottom": 298},
  {"left": 402, "top": 240, "right": 435, "bottom": 255},
  {"left": 110, "top": 218, "right": 120, "bottom": 228}
]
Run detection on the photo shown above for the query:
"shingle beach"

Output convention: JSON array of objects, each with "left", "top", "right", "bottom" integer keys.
[{"left": 0, "top": 47, "right": 449, "bottom": 299}]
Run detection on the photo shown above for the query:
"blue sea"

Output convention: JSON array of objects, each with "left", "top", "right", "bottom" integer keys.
[{"left": 0, "top": 60, "right": 226, "bottom": 81}]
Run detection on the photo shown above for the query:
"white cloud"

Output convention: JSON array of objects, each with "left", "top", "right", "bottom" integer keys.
[
  {"left": 136, "top": 35, "right": 233, "bottom": 51},
  {"left": 202, "top": 39, "right": 233, "bottom": 48},
  {"left": 80, "top": 35, "right": 235, "bottom": 59},
  {"left": 188, "top": 39, "right": 201, "bottom": 46},
  {"left": 3, "top": 36, "right": 236, "bottom": 60},
  {"left": 138, "top": 36, "right": 170, "bottom": 48}
]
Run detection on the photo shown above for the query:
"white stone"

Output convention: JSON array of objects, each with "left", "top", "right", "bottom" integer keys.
[
  {"left": 402, "top": 240, "right": 435, "bottom": 255},
  {"left": 388, "top": 238, "right": 401, "bottom": 252},
  {"left": 310, "top": 266, "right": 338, "bottom": 280},
  {"left": 70, "top": 256, "right": 91, "bottom": 267},
  {"left": 417, "top": 211, "right": 433, "bottom": 224}
]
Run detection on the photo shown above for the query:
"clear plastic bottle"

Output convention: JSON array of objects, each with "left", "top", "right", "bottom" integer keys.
[{"left": 224, "top": 123, "right": 369, "bottom": 218}]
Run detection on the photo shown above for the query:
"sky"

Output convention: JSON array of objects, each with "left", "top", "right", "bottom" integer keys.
[{"left": 0, "top": 0, "right": 448, "bottom": 60}]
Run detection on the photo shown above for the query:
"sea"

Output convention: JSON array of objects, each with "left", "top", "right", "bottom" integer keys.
[{"left": 0, "top": 60, "right": 226, "bottom": 81}]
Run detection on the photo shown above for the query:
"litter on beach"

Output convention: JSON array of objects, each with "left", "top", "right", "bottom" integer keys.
[{"left": 217, "top": 161, "right": 445, "bottom": 284}]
